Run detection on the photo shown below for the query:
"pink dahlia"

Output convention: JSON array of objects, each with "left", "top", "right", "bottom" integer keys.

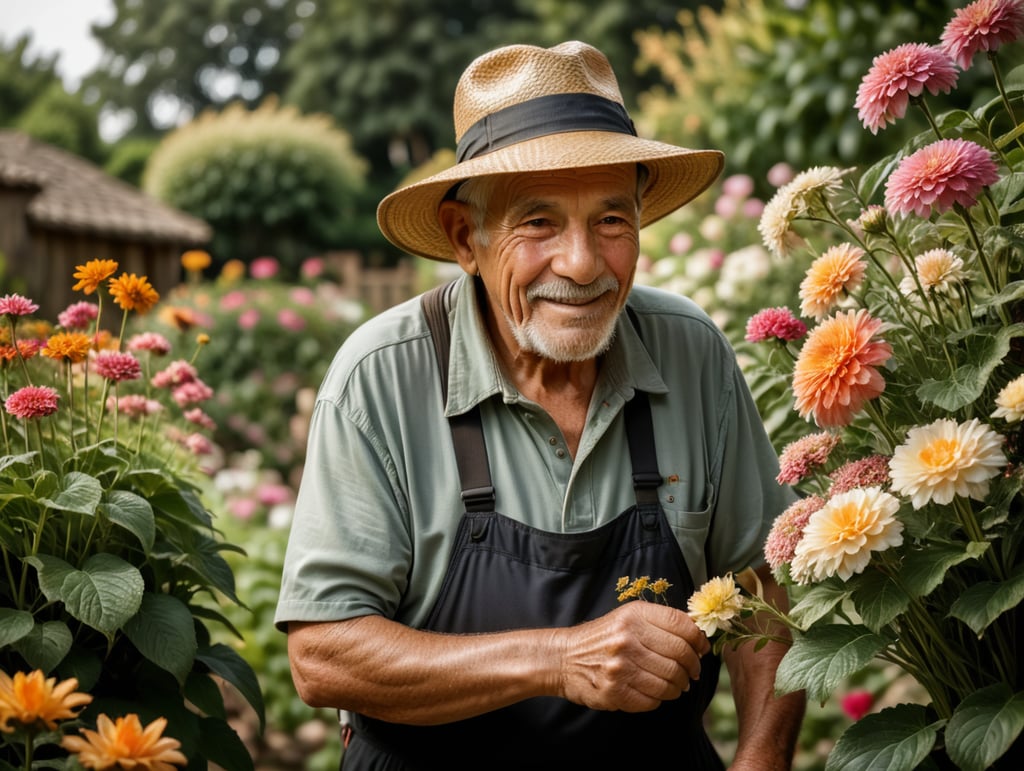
[
  {"left": 885, "top": 138, "right": 1000, "bottom": 218},
  {"left": 764, "top": 495, "right": 826, "bottom": 571},
  {"left": 5, "top": 385, "right": 59, "bottom": 419},
  {"left": 152, "top": 360, "right": 197, "bottom": 388},
  {"left": 745, "top": 307, "right": 808, "bottom": 343},
  {"left": 0, "top": 294, "right": 39, "bottom": 318},
  {"left": 777, "top": 431, "right": 841, "bottom": 486},
  {"left": 93, "top": 351, "right": 142, "bottom": 382},
  {"left": 127, "top": 332, "right": 172, "bottom": 356},
  {"left": 57, "top": 301, "right": 99, "bottom": 330},
  {"left": 855, "top": 43, "right": 959, "bottom": 134},
  {"left": 172, "top": 379, "right": 214, "bottom": 407},
  {"left": 941, "top": 0, "right": 1024, "bottom": 70}
]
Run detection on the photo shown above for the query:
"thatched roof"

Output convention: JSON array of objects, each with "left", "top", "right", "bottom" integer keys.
[{"left": 0, "top": 130, "right": 210, "bottom": 244}]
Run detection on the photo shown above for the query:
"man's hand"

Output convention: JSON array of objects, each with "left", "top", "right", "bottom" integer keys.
[{"left": 556, "top": 601, "right": 710, "bottom": 712}]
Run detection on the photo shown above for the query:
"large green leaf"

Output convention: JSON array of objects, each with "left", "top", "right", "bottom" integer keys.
[
  {"left": 825, "top": 704, "right": 940, "bottom": 771},
  {"left": 197, "top": 643, "right": 265, "bottom": 732},
  {"left": 98, "top": 489, "right": 156, "bottom": 552},
  {"left": 788, "top": 579, "right": 852, "bottom": 629},
  {"left": 900, "top": 542, "right": 988, "bottom": 600},
  {"left": 949, "top": 563, "right": 1024, "bottom": 637},
  {"left": 37, "top": 471, "right": 103, "bottom": 515},
  {"left": 123, "top": 593, "right": 197, "bottom": 687},
  {"left": 25, "top": 553, "right": 144, "bottom": 636},
  {"left": 197, "top": 715, "right": 255, "bottom": 771},
  {"left": 775, "top": 625, "right": 888, "bottom": 703},
  {"left": 11, "top": 620, "right": 72, "bottom": 673},
  {"left": 0, "top": 608, "right": 34, "bottom": 647},
  {"left": 946, "top": 684, "right": 1024, "bottom": 771},
  {"left": 916, "top": 325, "right": 1024, "bottom": 411},
  {"left": 850, "top": 571, "right": 910, "bottom": 633}
]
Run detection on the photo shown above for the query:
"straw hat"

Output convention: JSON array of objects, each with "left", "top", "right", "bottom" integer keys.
[{"left": 376, "top": 40, "right": 725, "bottom": 262}]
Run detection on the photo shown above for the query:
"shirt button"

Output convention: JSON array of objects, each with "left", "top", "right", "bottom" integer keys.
[
  {"left": 548, "top": 437, "right": 558, "bottom": 445},
  {"left": 555, "top": 449, "right": 566, "bottom": 458}
]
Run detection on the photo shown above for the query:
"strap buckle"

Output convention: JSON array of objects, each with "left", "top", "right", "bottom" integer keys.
[
  {"left": 632, "top": 471, "right": 662, "bottom": 490},
  {"left": 461, "top": 485, "right": 496, "bottom": 511}
]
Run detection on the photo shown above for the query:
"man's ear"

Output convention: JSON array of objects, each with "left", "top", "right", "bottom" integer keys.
[{"left": 438, "top": 200, "right": 478, "bottom": 275}]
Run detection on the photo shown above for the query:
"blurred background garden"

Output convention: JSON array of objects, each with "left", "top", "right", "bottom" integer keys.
[{"left": 1, "top": 0, "right": 1020, "bottom": 768}]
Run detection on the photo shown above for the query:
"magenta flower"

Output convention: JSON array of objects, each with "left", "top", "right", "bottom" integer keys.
[
  {"left": 219, "top": 290, "right": 248, "bottom": 311},
  {"left": 941, "top": 0, "right": 1024, "bottom": 69},
  {"left": 5, "top": 385, "right": 59, "bottom": 419},
  {"left": 885, "top": 138, "right": 1000, "bottom": 217},
  {"left": 840, "top": 690, "right": 875, "bottom": 721},
  {"left": 776, "top": 431, "right": 841, "bottom": 486},
  {"left": 127, "top": 331, "right": 172, "bottom": 356},
  {"left": 764, "top": 495, "right": 826, "bottom": 571},
  {"left": 93, "top": 351, "right": 142, "bottom": 382},
  {"left": 854, "top": 43, "right": 958, "bottom": 134},
  {"left": 300, "top": 257, "right": 325, "bottom": 279},
  {"left": 277, "top": 308, "right": 307, "bottom": 332},
  {"left": 745, "top": 307, "right": 808, "bottom": 343},
  {"left": 0, "top": 293, "right": 39, "bottom": 318},
  {"left": 250, "top": 256, "right": 280, "bottom": 279},
  {"left": 828, "top": 454, "right": 892, "bottom": 497},
  {"left": 238, "top": 309, "right": 261, "bottom": 330},
  {"left": 57, "top": 301, "right": 99, "bottom": 330}
]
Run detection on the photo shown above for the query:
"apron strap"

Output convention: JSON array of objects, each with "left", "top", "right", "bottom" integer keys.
[{"left": 421, "top": 284, "right": 661, "bottom": 513}]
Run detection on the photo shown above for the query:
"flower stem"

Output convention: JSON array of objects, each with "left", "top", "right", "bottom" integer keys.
[
  {"left": 914, "top": 97, "right": 944, "bottom": 141},
  {"left": 66, "top": 361, "right": 78, "bottom": 456},
  {"left": 989, "top": 51, "right": 1024, "bottom": 153}
]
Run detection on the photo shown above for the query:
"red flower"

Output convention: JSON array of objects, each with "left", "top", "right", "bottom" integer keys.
[
  {"left": 840, "top": 690, "right": 875, "bottom": 721},
  {"left": 855, "top": 43, "right": 958, "bottom": 134},
  {"left": 745, "top": 307, "right": 808, "bottom": 343},
  {"left": 4, "top": 385, "right": 59, "bottom": 419},
  {"left": 941, "top": 0, "right": 1024, "bottom": 69},
  {"left": 885, "top": 139, "right": 999, "bottom": 218}
]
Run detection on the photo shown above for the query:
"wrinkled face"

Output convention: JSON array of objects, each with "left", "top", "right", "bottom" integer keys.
[{"left": 459, "top": 164, "right": 641, "bottom": 362}]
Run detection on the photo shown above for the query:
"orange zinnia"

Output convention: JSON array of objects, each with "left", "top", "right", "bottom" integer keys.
[
  {"left": 72, "top": 260, "right": 119, "bottom": 295},
  {"left": 61, "top": 713, "right": 187, "bottom": 770},
  {"left": 41, "top": 331, "right": 93, "bottom": 364},
  {"left": 0, "top": 670, "right": 92, "bottom": 732},
  {"left": 108, "top": 273, "right": 160, "bottom": 314},
  {"left": 793, "top": 309, "right": 892, "bottom": 428},
  {"left": 180, "top": 249, "right": 211, "bottom": 272}
]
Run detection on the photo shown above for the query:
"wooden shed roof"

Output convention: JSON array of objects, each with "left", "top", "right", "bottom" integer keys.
[{"left": 0, "top": 130, "right": 210, "bottom": 244}]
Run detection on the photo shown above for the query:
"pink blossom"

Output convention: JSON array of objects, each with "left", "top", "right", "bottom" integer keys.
[
  {"left": 184, "top": 407, "right": 217, "bottom": 430},
  {"left": 228, "top": 497, "right": 259, "bottom": 520},
  {"left": 250, "top": 256, "right": 280, "bottom": 279},
  {"left": 840, "top": 690, "right": 874, "bottom": 721},
  {"left": 277, "top": 308, "right": 306, "bottom": 332},
  {"left": 58, "top": 301, "right": 99, "bottom": 330},
  {"left": 885, "top": 138, "right": 1000, "bottom": 218},
  {"left": 766, "top": 162, "right": 794, "bottom": 187},
  {"left": 127, "top": 331, "right": 172, "bottom": 356},
  {"left": 290, "top": 287, "right": 316, "bottom": 306},
  {"left": 219, "top": 290, "right": 248, "bottom": 311},
  {"left": 940, "top": 0, "right": 1024, "bottom": 70},
  {"left": 172, "top": 379, "right": 214, "bottom": 406},
  {"left": 238, "top": 309, "right": 261, "bottom": 330},
  {"left": 764, "top": 495, "right": 826, "bottom": 570},
  {"left": 0, "top": 294, "right": 39, "bottom": 317},
  {"left": 668, "top": 232, "right": 693, "bottom": 255},
  {"left": 714, "top": 195, "right": 739, "bottom": 218},
  {"left": 108, "top": 394, "right": 163, "bottom": 418},
  {"left": 745, "top": 307, "right": 808, "bottom": 344},
  {"left": 152, "top": 360, "right": 197, "bottom": 388},
  {"left": 256, "top": 482, "right": 293, "bottom": 506},
  {"left": 828, "top": 454, "right": 891, "bottom": 497},
  {"left": 777, "top": 431, "right": 841, "bottom": 486},
  {"left": 183, "top": 432, "right": 214, "bottom": 456},
  {"left": 855, "top": 43, "right": 958, "bottom": 133},
  {"left": 300, "top": 257, "right": 325, "bottom": 279},
  {"left": 722, "top": 173, "right": 755, "bottom": 199},
  {"left": 5, "top": 385, "right": 59, "bottom": 419},
  {"left": 742, "top": 198, "right": 765, "bottom": 219},
  {"left": 93, "top": 351, "right": 142, "bottom": 382}
]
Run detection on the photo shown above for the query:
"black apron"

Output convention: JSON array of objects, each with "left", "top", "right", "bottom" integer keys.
[{"left": 342, "top": 284, "right": 723, "bottom": 770}]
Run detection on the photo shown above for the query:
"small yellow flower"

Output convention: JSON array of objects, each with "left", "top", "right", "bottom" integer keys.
[
  {"left": 615, "top": 576, "right": 630, "bottom": 592},
  {"left": 108, "top": 273, "right": 160, "bottom": 314},
  {"left": 180, "top": 249, "right": 212, "bottom": 272},
  {"left": 41, "top": 332, "right": 93, "bottom": 364},
  {"left": 0, "top": 670, "right": 92, "bottom": 733},
  {"left": 650, "top": 578, "right": 672, "bottom": 596},
  {"left": 61, "top": 713, "right": 187, "bottom": 770},
  {"left": 687, "top": 574, "right": 744, "bottom": 636},
  {"left": 72, "top": 259, "right": 119, "bottom": 294},
  {"left": 197, "top": 333, "right": 210, "bottom": 346}
]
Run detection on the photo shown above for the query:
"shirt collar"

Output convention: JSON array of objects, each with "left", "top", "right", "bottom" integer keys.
[{"left": 444, "top": 275, "right": 668, "bottom": 417}]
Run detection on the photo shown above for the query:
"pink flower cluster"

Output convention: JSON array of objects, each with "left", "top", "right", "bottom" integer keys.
[
  {"left": 745, "top": 307, "right": 808, "bottom": 344},
  {"left": 765, "top": 495, "right": 826, "bottom": 571},
  {"left": 776, "top": 431, "right": 840, "bottom": 485},
  {"left": 93, "top": 351, "right": 142, "bottom": 383},
  {"left": 127, "top": 332, "right": 172, "bottom": 356},
  {"left": 828, "top": 454, "right": 891, "bottom": 497},
  {"left": 57, "top": 301, "right": 99, "bottom": 330},
  {"left": 107, "top": 394, "right": 163, "bottom": 419},
  {"left": 152, "top": 359, "right": 214, "bottom": 407}
]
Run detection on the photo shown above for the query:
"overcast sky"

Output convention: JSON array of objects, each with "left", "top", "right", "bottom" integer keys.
[{"left": 2, "top": 0, "right": 116, "bottom": 89}]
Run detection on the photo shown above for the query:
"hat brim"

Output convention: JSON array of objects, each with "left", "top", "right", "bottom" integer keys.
[{"left": 377, "top": 130, "right": 725, "bottom": 261}]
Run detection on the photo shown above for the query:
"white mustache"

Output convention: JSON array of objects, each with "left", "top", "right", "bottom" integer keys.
[{"left": 526, "top": 276, "right": 619, "bottom": 303}]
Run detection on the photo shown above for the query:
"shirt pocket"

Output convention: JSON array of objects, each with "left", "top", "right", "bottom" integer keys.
[{"left": 660, "top": 480, "right": 716, "bottom": 586}]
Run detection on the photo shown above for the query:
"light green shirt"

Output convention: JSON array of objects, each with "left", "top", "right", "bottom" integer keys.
[{"left": 275, "top": 275, "right": 795, "bottom": 630}]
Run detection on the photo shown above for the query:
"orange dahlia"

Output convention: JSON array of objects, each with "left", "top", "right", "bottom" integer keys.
[
  {"left": 798, "top": 243, "right": 867, "bottom": 320},
  {"left": 0, "top": 670, "right": 92, "bottom": 733},
  {"left": 61, "top": 713, "right": 187, "bottom": 770},
  {"left": 41, "top": 331, "right": 93, "bottom": 364},
  {"left": 108, "top": 273, "right": 160, "bottom": 314},
  {"left": 72, "top": 260, "right": 119, "bottom": 295},
  {"left": 793, "top": 309, "right": 893, "bottom": 428}
]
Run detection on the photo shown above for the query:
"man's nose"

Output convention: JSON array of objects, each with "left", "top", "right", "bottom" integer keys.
[{"left": 550, "top": 224, "right": 602, "bottom": 284}]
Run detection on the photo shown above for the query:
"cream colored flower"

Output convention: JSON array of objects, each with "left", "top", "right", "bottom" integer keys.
[
  {"left": 790, "top": 487, "right": 903, "bottom": 583},
  {"left": 899, "top": 248, "right": 967, "bottom": 297},
  {"left": 889, "top": 418, "right": 1007, "bottom": 509},
  {"left": 993, "top": 374, "right": 1024, "bottom": 422},
  {"left": 687, "top": 574, "right": 744, "bottom": 636},
  {"left": 758, "top": 166, "right": 849, "bottom": 258}
]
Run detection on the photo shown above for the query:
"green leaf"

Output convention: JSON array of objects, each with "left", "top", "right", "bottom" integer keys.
[
  {"left": 197, "top": 643, "right": 265, "bottom": 732},
  {"left": 917, "top": 325, "right": 1024, "bottom": 410},
  {"left": 25, "top": 553, "right": 144, "bottom": 637},
  {"left": 11, "top": 620, "right": 72, "bottom": 673},
  {"left": 775, "top": 625, "right": 888, "bottom": 703},
  {"left": 123, "top": 593, "right": 197, "bottom": 687},
  {"left": 900, "top": 542, "right": 988, "bottom": 600},
  {"left": 949, "top": 563, "right": 1024, "bottom": 637},
  {"left": 37, "top": 471, "right": 103, "bottom": 515},
  {"left": 0, "top": 452, "right": 37, "bottom": 474},
  {"left": 946, "top": 684, "right": 1024, "bottom": 771},
  {"left": 98, "top": 489, "right": 156, "bottom": 551},
  {"left": 197, "top": 715, "right": 255, "bottom": 771},
  {"left": 857, "top": 153, "right": 900, "bottom": 204},
  {"left": 185, "top": 672, "right": 226, "bottom": 720},
  {"left": 850, "top": 571, "right": 910, "bottom": 633},
  {"left": 0, "top": 608, "right": 34, "bottom": 647},
  {"left": 788, "top": 579, "right": 852, "bottom": 628},
  {"left": 825, "top": 704, "right": 940, "bottom": 771}
]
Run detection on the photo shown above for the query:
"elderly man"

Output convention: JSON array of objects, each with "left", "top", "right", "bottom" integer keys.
[{"left": 276, "top": 41, "right": 805, "bottom": 769}]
